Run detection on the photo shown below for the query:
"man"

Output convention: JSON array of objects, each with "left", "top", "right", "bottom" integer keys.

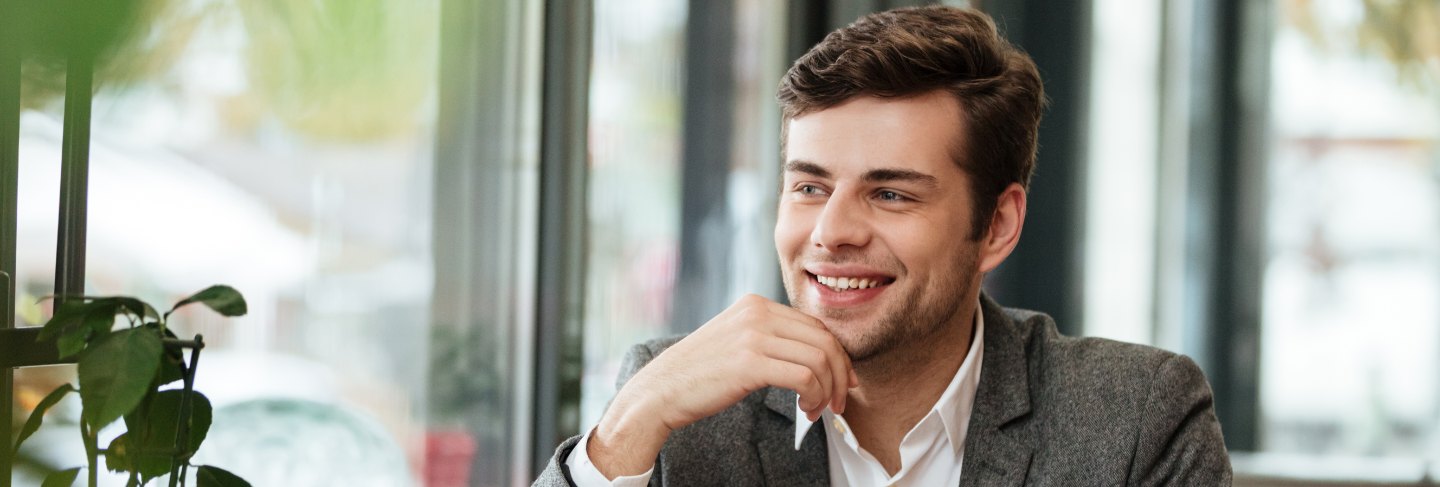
[{"left": 537, "top": 5, "right": 1231, "bottom": 486}]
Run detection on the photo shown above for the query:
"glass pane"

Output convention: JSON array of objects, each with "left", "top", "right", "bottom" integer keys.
[
  {"left": 1082, "top": 0, "right": 1162, "bottom": 345},
  {"left": 580, "top": 0, "right": 688, "bottom": 429},
  {"left": 578, "top": 0, "right": 787, "bottom": 430},
  {"left": 13, "top": 0, "right": 440, "bottom": 484},
  {"left": 1261, "top": 0, "right": 1440, "bottom": 461}
]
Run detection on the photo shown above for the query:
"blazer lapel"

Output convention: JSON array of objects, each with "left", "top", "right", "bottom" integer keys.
[
  {"left": 757, "top": 387, "right": 829, "bottom": 486},
  {"left": 959, "top": 294, "right": 1035, "bottom": 487}
]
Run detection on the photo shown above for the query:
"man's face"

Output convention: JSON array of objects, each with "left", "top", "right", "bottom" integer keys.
[{"left": 776, "top": 91, "right": 983, "bottom": 363}]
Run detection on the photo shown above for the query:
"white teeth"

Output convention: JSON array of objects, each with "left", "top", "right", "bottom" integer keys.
[{"left": 815, "top": 274, "right": 884, "bottom": 291}]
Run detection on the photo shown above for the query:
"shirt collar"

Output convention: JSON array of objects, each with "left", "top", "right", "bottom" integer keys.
[{"left": 794, "top": 300, "right": 986, "bottom": 454}]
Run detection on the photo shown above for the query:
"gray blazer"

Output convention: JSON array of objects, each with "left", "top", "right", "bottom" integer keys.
[{"left": 536, "top": 294, "right": 1232, "bottom": 486}]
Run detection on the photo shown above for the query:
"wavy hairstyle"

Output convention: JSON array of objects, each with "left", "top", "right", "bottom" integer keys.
[{"left": 777, "top": 6, "right": 1045, "bottom": 239}]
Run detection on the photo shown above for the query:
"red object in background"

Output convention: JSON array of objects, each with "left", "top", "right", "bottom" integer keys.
[{"left": 425, "top": 430, "right": 477, "bottom": 487}]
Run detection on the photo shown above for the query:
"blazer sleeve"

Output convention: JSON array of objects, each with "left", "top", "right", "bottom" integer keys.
[
  {"left": 533, "top": 343, "right": 662, "bottom": 486},
  {"left": 1128, "top": 353, "right": 1234, "bottom": 486}
]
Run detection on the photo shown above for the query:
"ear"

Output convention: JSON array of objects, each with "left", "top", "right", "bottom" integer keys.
[{"left": 978, "top": 183, "right": 1026, "bottom": 273}]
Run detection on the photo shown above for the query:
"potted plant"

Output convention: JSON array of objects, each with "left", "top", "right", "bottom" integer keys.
[{"left": 12, "top": 285, "right": 251, "bottom": 487}]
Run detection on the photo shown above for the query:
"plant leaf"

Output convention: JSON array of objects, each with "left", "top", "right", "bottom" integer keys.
[
  {"left": 41, "top": 467, "right": 81, "bottom": 487},
  {"left": 169, "top": 285, "right": 247, "bottom": 318},
  {"left": 109, "top": 297, "right": 160, "bottom": 321},
  {"left": 196, "top": 465, "right": 251, "bottom": 487},
  {"left": 83, "top": 301, "right": 123, "bottom": 337},
  {"left": 78, "top": 327, "right": 163, "bottom": 429},
  {"left": 58, "top": 305, "right": 121, "bottom": 359},
  {"left": 40, "top": 295, "right": 159, "bottom": 320},
  {"left": 154, "top": 349, "right": 185, "bottom": 388},
  {"left": 44, "top": 297, "right": 146, "bottom": 357},
  {"left": 37, "top": 299, "right": 95, "bottom": 341},
  {"left": 147, "top": 323, "right": 185, "bottom": 387},
  {"left": 181, "top": 391, "right": 213, "bottom": 453},
  {"left": 14, "top": 383, "right": 75, "bottom": 451},
  {"left": 104, "top": 433, "right": 133, "bottom": 473},
  {"left": 123, "top": 390, "right": 213, "bottom": 481},
  {"left": 55, "top": 327, "right": 90, "bottom": 359}
]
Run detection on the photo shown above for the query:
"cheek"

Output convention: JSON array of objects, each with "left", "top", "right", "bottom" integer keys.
[
  {"left": 774, "top": 204, "right": 813, "bottom": 256},
  {"left": 882, "top": 220, "right": 964, "bottom": 272}
]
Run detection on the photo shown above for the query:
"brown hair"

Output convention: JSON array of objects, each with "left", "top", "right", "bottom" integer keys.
[{"left": 777, "top": 5, "right": 1044, "bottom": 240}]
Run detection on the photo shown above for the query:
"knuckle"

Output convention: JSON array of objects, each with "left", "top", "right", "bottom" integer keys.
[
  {"left": 803, "top": 348, "right": 826, "bottom": 369},
  {"left": 736, "top": 328, "right": 764, "bottom": 349},
  {"left": 734, "top": 306, "right": 765, "bottom": 327},
  {"left": 791, "top": 367, "right": 816, "bottom": 386}
]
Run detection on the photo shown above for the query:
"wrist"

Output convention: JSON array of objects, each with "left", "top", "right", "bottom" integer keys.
[{"left": 588, "top": 397, "right": 671, "bottom": 479}]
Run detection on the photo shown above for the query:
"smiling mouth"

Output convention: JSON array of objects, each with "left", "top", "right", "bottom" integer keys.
[{"left": 808, "top": 272, "right": 895, "bottom": 292}]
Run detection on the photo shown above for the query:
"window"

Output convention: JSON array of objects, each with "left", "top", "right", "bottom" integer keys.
[
  {"left": 1259, "top": 0, "right": 1440, "bottom": 468},
  {"left": 579, "top": 0, "right": 788, "bottom": 430},
  {"left": 7, "top": 1, "right": 482, "bottom": 484},
  {"left": 1087, "top": 0, "right": 1440, "bottom": 481},
  {"left": 580, "top": 0, "right": 688, "bottom": 429}
]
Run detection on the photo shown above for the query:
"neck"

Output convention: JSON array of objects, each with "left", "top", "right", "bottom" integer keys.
[{"left": 841, "top": 298, "right": 977, "bottom": 474}]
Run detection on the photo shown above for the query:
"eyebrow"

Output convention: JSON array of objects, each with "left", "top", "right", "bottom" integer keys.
[
  {"left": 783, "top": 160, "right": 830, "bottom": 178},
  {"left": 784, "top": 160, "right": 940, "bottom": 189},
  {"left": 864, "top": 168, "right": 939, "bottom": 188}
]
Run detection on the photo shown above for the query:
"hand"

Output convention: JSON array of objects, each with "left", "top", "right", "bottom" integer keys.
[{"left": 587, "top": 294, "right": 857, "bottom": 478}]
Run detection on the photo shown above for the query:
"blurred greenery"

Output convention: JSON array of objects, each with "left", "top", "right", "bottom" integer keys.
[
  {"left": 17, "top": 0, "right": 207, "bottom": 110},
  {"left": 427, "top": 324, "right": 501, "bottom": 426},
  {"left": 1285, "top": 0, "right": 1440, "bottom": 90},
  {"left": 236, "top": 0, "right": 438, "bottom": 141},
  {"left": 1357, "top": 0, "right": 1440, "bottom": 89},
  {"left": 15, "top": 0, "right": 439, "bottom": 141}
]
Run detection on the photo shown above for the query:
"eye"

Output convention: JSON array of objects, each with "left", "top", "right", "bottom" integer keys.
[
  {"left": 793, "top": 184, "right": 828, "bottom": 197},
  {"left": 876, "top": 190, "right": 909, "bottom": 202}
]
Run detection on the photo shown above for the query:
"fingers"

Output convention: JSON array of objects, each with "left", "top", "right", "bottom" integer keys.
[
  {"left": 767, "top": 359, "right": 829, "bottom": 421},
  {"left": 726, "top": 295, "right": 856, "bottom": 416},
  {"left": 765, "top": 311, "right": 853, "bottom": 414},
  {"left": 761, "top": 337, "right": 838, "bottom": 415}
]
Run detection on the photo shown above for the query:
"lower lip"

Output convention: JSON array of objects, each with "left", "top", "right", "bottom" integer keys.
[{"left": 809, "top": 274, "right": 889, "bottom": 307}]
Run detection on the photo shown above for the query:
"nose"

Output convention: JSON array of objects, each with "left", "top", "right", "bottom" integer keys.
[{"left": 810, "top": 193, "right": 872, "bottom": 250}]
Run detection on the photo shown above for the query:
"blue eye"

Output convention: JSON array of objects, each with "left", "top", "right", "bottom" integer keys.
[
  {"left": 795, "top": 184, "right": 826, "bottom": 196},
  {"left": 877, "top": 190, "right": 905, "bottom": 201}
]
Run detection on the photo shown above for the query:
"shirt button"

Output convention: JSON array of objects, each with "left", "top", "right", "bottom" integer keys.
[{"left": 832, "top": 419, "right": 846, "bottom": 434}]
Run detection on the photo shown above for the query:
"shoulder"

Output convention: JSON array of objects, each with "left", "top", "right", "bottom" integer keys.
[
  {"left": 1000, "top": 306, "right": 1195, "bottom": 395},
  {"left": 992, "top": 304, "right": 1231, "bottom": 482}
]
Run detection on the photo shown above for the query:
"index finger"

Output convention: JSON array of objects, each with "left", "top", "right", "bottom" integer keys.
[{"left": 764, "top": 300, "right": 828, "bottom": 330}]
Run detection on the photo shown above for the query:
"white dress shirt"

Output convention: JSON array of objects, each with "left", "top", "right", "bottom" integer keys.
[{"left": 567, "top": 304, "right": 985, "bottom": 486}]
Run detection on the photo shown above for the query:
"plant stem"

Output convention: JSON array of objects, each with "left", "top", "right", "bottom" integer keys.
[
  {"left": 80, "top": 420, "right": 98, "bottom": 487},
  {"left": 169, "top": 335, "right": 204, "bottom": 487}
]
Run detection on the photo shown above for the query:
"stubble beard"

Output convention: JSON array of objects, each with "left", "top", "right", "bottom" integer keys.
[{"left": 783, "top": 251, "right": 979, "bottom": 366}]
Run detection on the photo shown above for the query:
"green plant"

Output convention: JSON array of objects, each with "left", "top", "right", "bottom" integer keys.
[{"left": 12, "top": 285, "right": 252, "bottom": 487}]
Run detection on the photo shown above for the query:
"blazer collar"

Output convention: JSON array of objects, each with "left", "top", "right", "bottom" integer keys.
[
  {"left": 959, "top": 292, "right": 1034, "bottom": 486},
  {"left": 761, "top": 387, "right": 828, "bottom": 486},
  {"left": 761, "top": 293, "right": 1031, "bottom": 421},
  {"left": 759, "top": 292, "right": 1035, "bottom": 485}
]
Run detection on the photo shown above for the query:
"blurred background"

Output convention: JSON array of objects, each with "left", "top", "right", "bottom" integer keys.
[{"left": 2, "top": 0, "right": 1437, "bottom": 485}]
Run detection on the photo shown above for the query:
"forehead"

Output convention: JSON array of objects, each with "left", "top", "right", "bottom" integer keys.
[{"left": 784, "top": 91, "right": 965, "bottom": 179}]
